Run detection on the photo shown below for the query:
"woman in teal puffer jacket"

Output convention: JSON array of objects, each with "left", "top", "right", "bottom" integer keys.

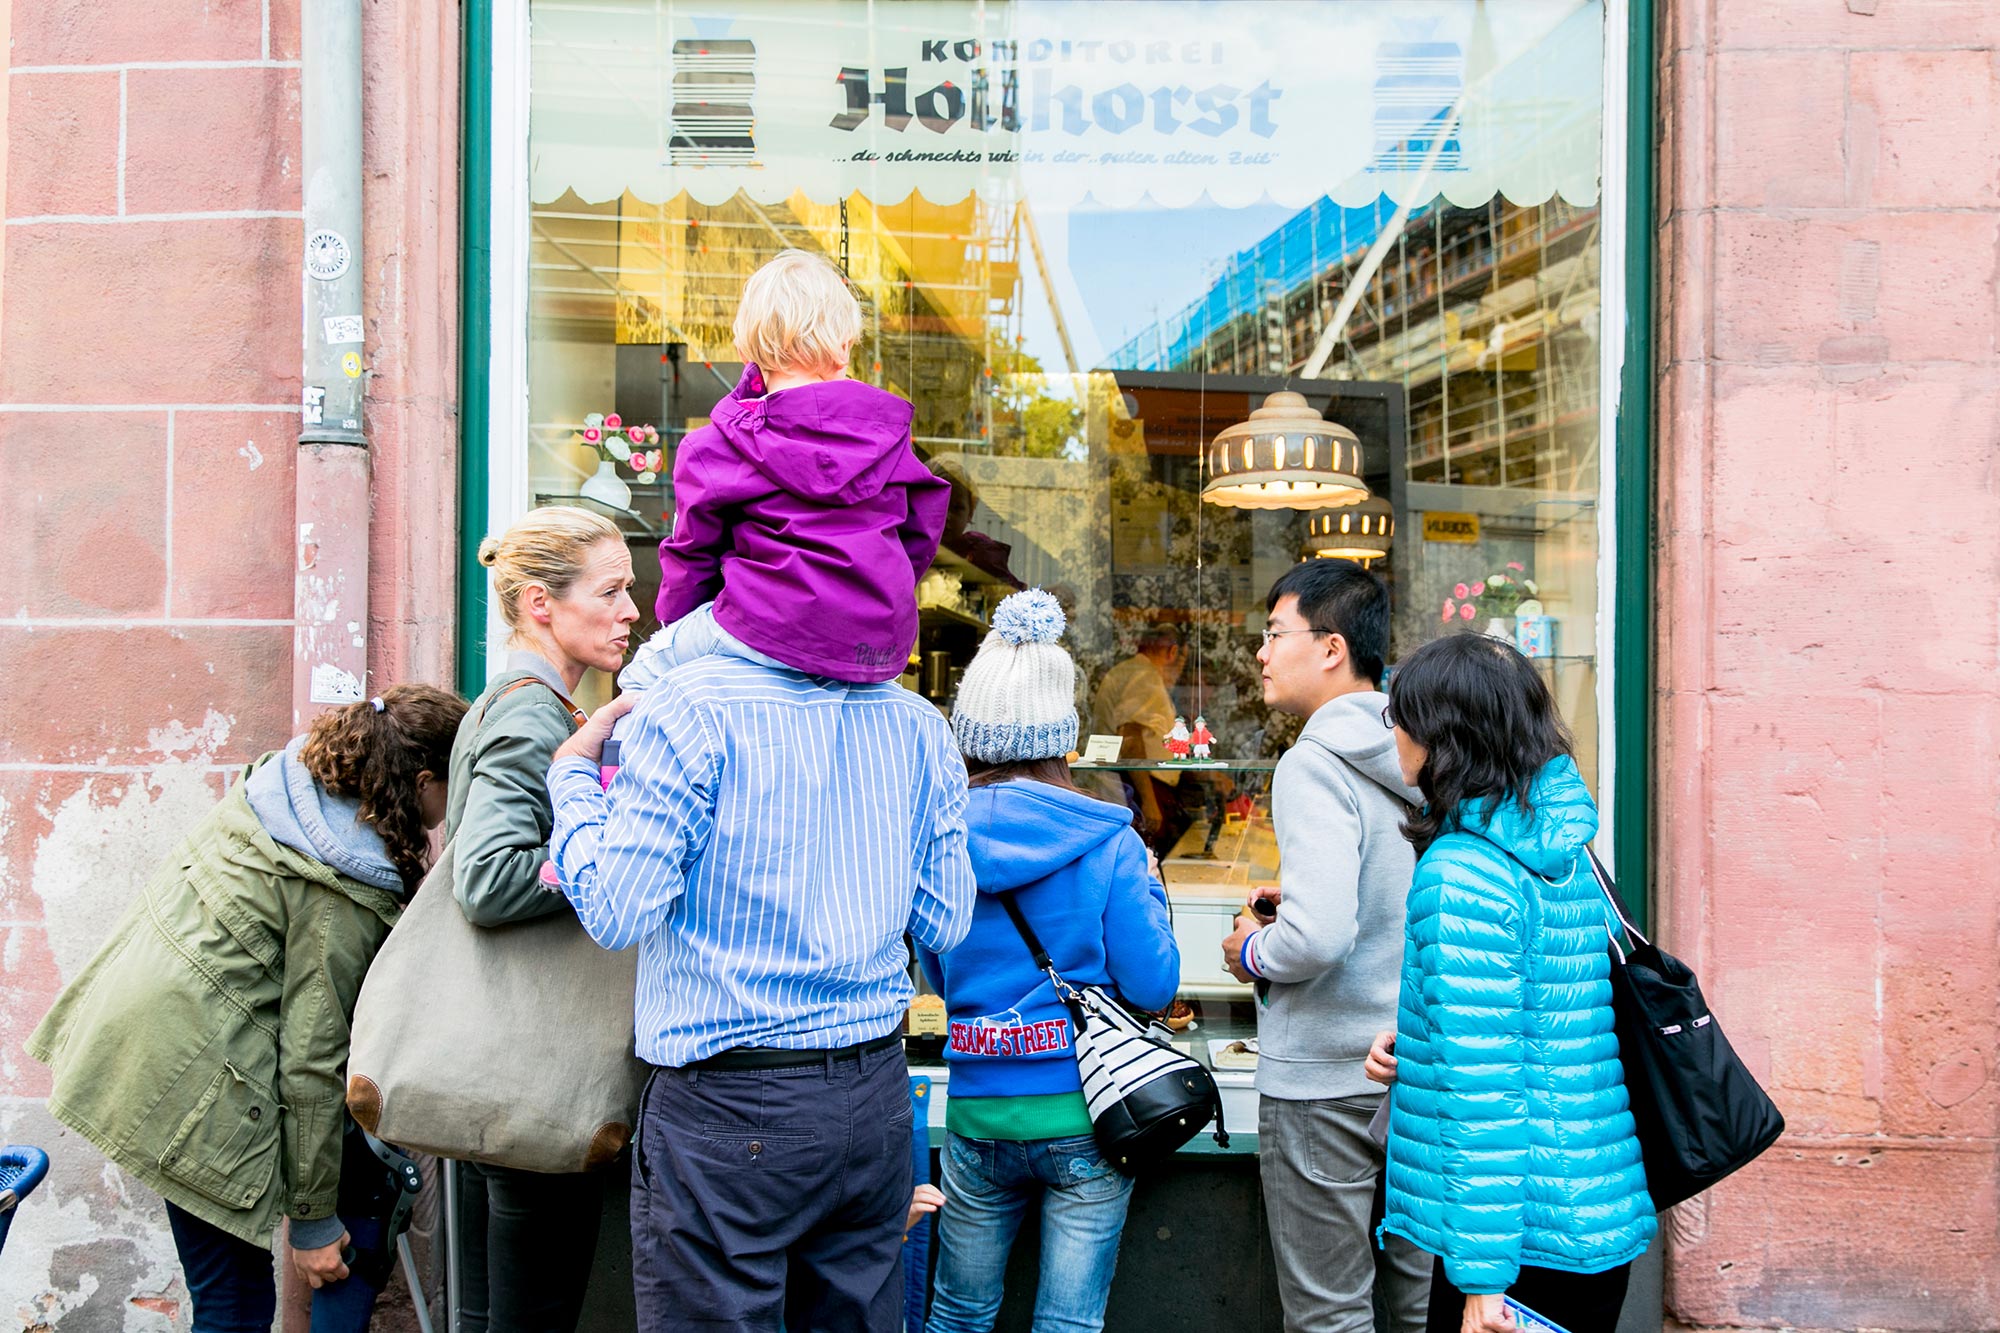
[{"left": 1369, "top": 634, "right": 1655, "bottom": 1333}]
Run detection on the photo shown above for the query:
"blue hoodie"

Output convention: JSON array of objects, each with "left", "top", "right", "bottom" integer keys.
[
  {"left": 917, "top": 779, "right": 1179, "bottom": 1114},
  {"left": 243, "top": 736, "right": 404, "bottom": 896}
]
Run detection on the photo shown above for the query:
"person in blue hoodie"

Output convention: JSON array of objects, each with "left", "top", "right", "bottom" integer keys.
[
  {"left": 1370, "top": 634, "right": 1656, "bottom": 1333},
  {"left": 918, "top": 589, "right": 1180, "bottom": 1333}
]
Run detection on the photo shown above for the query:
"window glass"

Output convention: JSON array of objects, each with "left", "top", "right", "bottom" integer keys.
[{"left": 526, "top": 0, "right": 1608, "bottom": 1049}]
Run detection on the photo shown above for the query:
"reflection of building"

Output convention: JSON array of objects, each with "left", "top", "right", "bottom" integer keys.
[{"left": 1111, "top": 196, "right": 1600, "bottom": 493}]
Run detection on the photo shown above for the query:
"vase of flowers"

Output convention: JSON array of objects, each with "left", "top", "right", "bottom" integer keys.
[
  {"left": 1440, "top": 562, "right": 1539, "bottom": 642},
  {"left": 572, "top": 412, "right": 664, "bottom": 512}
]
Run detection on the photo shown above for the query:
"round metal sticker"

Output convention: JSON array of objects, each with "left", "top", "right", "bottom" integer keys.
[{"left": 306, "top": 230, "right": 352, "bottom": 282}]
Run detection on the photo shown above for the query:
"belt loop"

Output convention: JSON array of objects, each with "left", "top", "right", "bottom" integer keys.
[
  {"left": 689, "top": 1068, "right": 700, "bottom": 1087},
  {"left": 823, "top": 1048, "right": 835, "bottom": 1082}
]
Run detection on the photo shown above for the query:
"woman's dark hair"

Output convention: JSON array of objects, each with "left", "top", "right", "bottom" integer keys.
[
  {"left": 967, "top": 756, "right": 1116, "bottom": 803},
  {"left": 298, "top": 684, "right": 469, "bottom": 891},
  {"left": 1388, "top": 634, "right": 1573, "bottom": 854}
]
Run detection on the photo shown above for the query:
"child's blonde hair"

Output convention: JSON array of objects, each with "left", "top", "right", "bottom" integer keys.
[
  {"left": 732, "top": 249, "right": 863, "bottom": 376},
  {"left": 478, "top": 505, "right": 623, "bottom": 636}
]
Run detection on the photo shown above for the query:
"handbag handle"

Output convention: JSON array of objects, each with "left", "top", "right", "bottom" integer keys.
[
  {"left": 1585, "top": 847, "right": 1651, "bottom": 959},
  {"left": 995, "top": 893, "right": 1093, "bottom": 1010}
]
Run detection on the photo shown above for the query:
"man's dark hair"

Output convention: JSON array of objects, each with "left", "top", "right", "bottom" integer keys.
[
  {"left": 1264, "top": 559, "right": 1390, "bottom": 687},
  {"left": 1136, "top": 622, "right": 1184, "bottom": 654}
]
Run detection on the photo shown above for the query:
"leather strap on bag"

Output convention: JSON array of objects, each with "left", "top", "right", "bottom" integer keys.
[{"left": 480, "top": 674, "right": 588, "bottom": 731}]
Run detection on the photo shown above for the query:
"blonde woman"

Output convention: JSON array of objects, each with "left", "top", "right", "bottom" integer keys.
[{"left": 449, "top": 504, "right": 639, "bottom": 1332}]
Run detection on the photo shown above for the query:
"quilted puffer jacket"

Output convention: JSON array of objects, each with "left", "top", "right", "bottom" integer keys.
[{"left": 1379, "top": 756, "right": 1656, "bottom": 1294}]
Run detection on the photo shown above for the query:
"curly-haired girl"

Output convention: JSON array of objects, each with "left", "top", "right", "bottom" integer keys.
[{"left": 29, "top": 683, "right": 468, "bottom": 1333}]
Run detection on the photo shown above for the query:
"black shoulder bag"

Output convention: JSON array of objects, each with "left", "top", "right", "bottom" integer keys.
[{"left": 1589, "top": 850, "right": 1785, "bottom": 1210}]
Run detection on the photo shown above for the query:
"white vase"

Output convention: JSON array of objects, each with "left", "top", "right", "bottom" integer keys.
[
  {"left": 578, "top": 459, "right": 631, "bottom": 511},
  {"left": 1483, "top": 616, "right": 1514, "bottom": 641}
]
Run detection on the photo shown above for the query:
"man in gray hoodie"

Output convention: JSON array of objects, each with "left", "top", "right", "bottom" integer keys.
[{"left": 1221, "top": 560, "right": 1429, "bottom": 1333}]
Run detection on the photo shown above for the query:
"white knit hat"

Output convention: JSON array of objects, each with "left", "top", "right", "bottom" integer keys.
[{"left": 951, "top": 589, "right": 1079, "bottom": 763}]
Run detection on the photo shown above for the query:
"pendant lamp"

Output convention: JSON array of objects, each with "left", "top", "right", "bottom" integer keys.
[
  {"left": 1200, "top": 391, "right": 1368, "bottom": 510},
  {"left": 1301, "top": 494, "right": 1395, "bottom": 562}
]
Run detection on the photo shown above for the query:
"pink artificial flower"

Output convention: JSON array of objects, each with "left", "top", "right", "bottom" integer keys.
[
  {"left": 583, "top": 426, "right": 601, "bottom": 443},
  {"left": 628, "top": 428, "right": 648, "bottom": 447},
  {"left": 1507, "top": 561, "right": 1525, "bottom": 572},
  {"left": 605, "top": 413, "right": 623, "bottom": 429},
  {"left": 1441, "top": 599, "right": 1456, "bottom": 622},
  {"left": 645, "top": 426, "right": 660, "bottom": 442},
  {"left": 1454, "top": 583, "right": 1469, "bottom": 600},
  {"left": 1460, "top": 604, "right": 1476, "bottom": 621},
  {"left": 1470, "top": 581, "right": 1486, "bottom": 596}
]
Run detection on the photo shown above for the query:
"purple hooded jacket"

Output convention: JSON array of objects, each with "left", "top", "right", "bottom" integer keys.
[{"left": 655, "top": 365, "right": 950, "bottom": 682}]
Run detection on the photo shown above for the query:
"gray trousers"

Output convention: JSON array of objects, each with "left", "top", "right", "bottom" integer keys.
[{"left": 1260, "top": 1093, "right": 1430, "bottom": 1333}]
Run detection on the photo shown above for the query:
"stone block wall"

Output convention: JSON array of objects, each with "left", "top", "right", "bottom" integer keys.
[
  {"left": 0, "top": 0, "right": 457, "bottom": 1325},
  {"left": 1657, "top": 2, "right": 2000, "bottom": 1329}
]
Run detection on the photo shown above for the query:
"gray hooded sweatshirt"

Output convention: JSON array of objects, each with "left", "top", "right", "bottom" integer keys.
[{"left": 1250, "top": 690, "right": 1419, "bottom": 1101}]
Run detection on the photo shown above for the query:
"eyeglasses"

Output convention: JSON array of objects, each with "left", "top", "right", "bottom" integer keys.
[
  {"left": 1259, "top": 628, "right": 1323, "bottom": 646},
  {"left": 1380, "top": 705, "right": 1396, "bottom": 730}
]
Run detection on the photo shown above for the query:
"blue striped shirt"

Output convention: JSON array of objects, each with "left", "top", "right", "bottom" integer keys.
[{"left": 548, "top": 656, "right": 976, "bottom": 1067}]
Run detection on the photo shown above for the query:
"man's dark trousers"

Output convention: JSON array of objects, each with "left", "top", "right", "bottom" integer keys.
[{"left": 632, "top": 1038, "right": 914, "bottom": 1332}]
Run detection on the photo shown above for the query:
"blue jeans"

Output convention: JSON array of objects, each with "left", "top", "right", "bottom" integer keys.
[
  {"left": 925, "top": 1132, "right": 1134, "bottom": 1333},
  {"left": 164, "top": 1203, "right": 385, "bottom": 1333}
]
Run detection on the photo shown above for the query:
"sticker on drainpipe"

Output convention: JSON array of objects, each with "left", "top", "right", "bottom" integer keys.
[
  {"left": 309, "top": 662, "right": 365, "bottom": 705},
  {"left": 306, "top": 230, "right": 352, "bottom": 282},
  {"left": 341, "top": 352, "right": 363, "bottom": 379},
  {"left": 324, "top": 315, "right": 365, "bottom": 344},
  {"left": 303, "top": 385, "right": 325, "bottom": 426}
]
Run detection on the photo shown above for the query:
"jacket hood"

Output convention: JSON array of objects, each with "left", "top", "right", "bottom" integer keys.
[
  {"left": 966, "top": 780, "right": 1135, "bottom": 892},
  {"left": 243, "top": 739, "right": 404, "bottom": 895},
  {"left": 709, "top": 363, "right": 918, "bottom": 504},
  {"left": 1298, "top": 691, "right": 1420, "bottom": 804},
  {"left": 1453, "top": 755, "right": 1599, "bottom": 878}
]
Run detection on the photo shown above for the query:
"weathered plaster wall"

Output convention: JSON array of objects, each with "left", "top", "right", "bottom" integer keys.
[
  {"left": 0, "top": 0, "right": 457, "bottom": 1325},
  {"left": 1656, "top": 1, "right": 2000, "bottom": 1329}
]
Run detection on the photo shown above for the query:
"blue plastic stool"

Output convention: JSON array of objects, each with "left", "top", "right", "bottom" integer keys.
[
  {"left": 0, "top": 1146, "right": 51, "bottom": 1255},
  {"left": 902, "top": 1077, "right": 935, "bottom": 1333}
]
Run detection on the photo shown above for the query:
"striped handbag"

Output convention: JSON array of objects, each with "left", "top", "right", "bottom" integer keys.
[{"left": 997, "top": 894, "right": 1227, "bottom": 1173}]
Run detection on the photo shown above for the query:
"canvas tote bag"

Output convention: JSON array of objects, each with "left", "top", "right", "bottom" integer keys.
[{"left": 346, "top": 679, "right": 646, "bottom": 1173}]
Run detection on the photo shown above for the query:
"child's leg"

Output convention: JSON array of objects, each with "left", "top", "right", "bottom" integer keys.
[{"left": 619, "top": 603, "right": 728, "bottom": 691}]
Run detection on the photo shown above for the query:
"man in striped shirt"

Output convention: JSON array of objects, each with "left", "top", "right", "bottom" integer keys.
[{"left": 549, "top": 651, "right": 975, "bottom": 1331}]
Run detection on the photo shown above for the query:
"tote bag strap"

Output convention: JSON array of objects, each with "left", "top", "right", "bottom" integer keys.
[
  {"left": 1585, "top": 846, "right": 1650, "bottom": 958},
  {"left": 479, "top": 674, "right": 588, "bottom": 732}
]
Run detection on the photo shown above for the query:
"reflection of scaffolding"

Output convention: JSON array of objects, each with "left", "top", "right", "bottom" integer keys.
[
  {"left": 1112, "top": 196, "right": 1599, "bottom": 491},
  {"left": 529, "top": 188, "right": 1030, "bottom": 449}
]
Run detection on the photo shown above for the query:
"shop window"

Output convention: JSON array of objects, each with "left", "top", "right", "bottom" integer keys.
[{"left": 521, "top": 0, "right": 1610, "bottom": 1062}]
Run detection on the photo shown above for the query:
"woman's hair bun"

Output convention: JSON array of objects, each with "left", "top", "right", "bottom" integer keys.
[
  {"left": 477, "top": 535, "right": 502, "bottom": 567},
  {"left": 990, "top": 588, "right": 1066, "bottom": 646}
]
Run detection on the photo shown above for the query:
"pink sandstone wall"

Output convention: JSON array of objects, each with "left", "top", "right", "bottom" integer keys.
[
  {"left": 1657, "top": 1, "right": 1999, "bottom": 1329},
  {"left": 0, "top": 0, "right": 457, "bottom": 1324}
]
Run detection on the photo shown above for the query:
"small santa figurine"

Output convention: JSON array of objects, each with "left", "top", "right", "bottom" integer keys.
[
  {"left": 1190, "top": 716, "right": 1215, "bottom": 760},
  {"left": 1164, "top": 716, "right": 1193, "bottom": 760}
]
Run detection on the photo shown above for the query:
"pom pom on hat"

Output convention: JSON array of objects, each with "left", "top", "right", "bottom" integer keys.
[
  {"left": 991, "top": 588, "right": 1066, "bottom": 646},
  {"left": 951, "top": 588, "right": 1079, "bottom": 764}
]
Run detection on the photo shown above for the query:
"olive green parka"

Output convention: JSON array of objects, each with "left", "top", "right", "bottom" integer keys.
[{"left": 27, "top": 757, "right": 402, "bottom": 1246}]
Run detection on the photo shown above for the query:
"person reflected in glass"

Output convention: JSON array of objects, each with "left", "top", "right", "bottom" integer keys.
[
  {"left": 1086, "top": 621, "right": 1191, "bottom": 860},
  {"left": 1370, "top": 634, "right": 1656, "bottom": 1333}
]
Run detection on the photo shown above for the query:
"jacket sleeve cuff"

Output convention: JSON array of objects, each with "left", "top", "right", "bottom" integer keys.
[
  {"left": 1241, "top": 928, "right": 1267, "bottom": 979},
  {"left": 289, "top": 1213, "right": 347, "bottom": 1250}
]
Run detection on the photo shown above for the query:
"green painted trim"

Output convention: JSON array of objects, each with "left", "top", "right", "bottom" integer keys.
[
  {"left": 1613, "top": 0, "right": 1656, "bottom": 925},
  {"left": 456, "top": 0, "right": 494, "bottom": 697}
]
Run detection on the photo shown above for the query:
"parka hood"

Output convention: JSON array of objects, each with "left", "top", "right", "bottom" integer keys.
[
  {"left": 1453, "top": 755, "right": 1599, "bottom": 879},
  {"left": 1298, "top": 690, "right": 1420, "bottom": 804},
  {"left": 243, "top": 739, "right": 405, "bottom": 895},
  {"left": 965, "top": 780, "right": 1135, "bottom": 892},
  {"left": 709, "top": 363, "right": 918, "bottom": 505}
]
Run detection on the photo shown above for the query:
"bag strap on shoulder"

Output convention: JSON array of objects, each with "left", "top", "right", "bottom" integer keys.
[
  {"left": 1585, "top": 847, "right": 1650, "bottom": 956},
  {"left": 479, "top": 674, "right": 588, "bottom": 731},
  {"left": 995, "top": 892, "right": 1095, "bottom": 1009}
]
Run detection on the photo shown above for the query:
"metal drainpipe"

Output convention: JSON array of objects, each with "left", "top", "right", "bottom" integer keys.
[{"left": 293, "top": 0, "right": 370, "bottom": 731}]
